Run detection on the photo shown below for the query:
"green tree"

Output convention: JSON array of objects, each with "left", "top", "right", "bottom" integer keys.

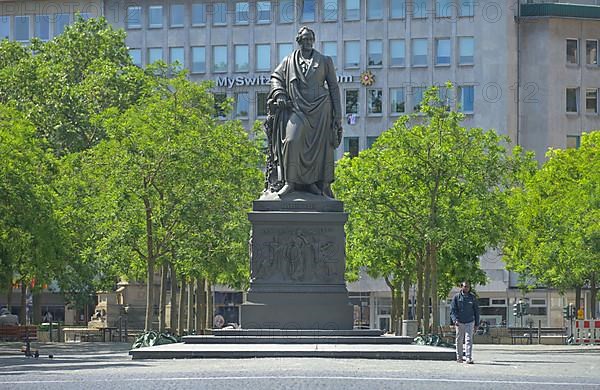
[
  {"left": 0, "top": 16, "right": 149, "bottom": 155},
  {"left": 0, "top": 105, "right": 62, "bottom": 323},
  {"left": 504, "top": 131, "right": 600, "bottom": 318},
  {"left": 77, "top": 73, "right": 262, "bottom": 330},
  {"left": 335, "top": 85, "right": 534, "bottom": 333}
]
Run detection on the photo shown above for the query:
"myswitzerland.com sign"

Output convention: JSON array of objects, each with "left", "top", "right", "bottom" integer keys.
[{"left": 216, "top": 75, "right": 354, "bottom": 89}]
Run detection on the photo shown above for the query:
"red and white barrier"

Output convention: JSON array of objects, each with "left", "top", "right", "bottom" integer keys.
[{"left": 574, "top": 320, "right": 600, "bottom": 344}]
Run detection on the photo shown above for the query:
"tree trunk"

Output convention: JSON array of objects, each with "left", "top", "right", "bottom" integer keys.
[
  {"left": 19, "top": 282, "right": 27, "bottom": 325},
  {"left": 143, "top": 196, "right": 155, "bottom": 332},
  {"left": 177, "top": 278, "right": 186, "bottom": 336},
  {"left": 416, "top": 256, "right": 424, "bottom": 334},
  {"left": 169, "top": 263, "right": 177, "bottom": 332},
  {"left": 423, "top": 247, "right": 431, "bottom": 334},
  {"left": 186, "top": 281, "right": 193, "bottom": 334},
  {"left": 403, "top": 275, "right": 410, "bottom": 320},
  {"left": 393, "top": 284, "right": 402, "bottom": 335},
  {"left": 195, "top": 278, "right": 205, "bottom": 333},
  {"left": 206, "top": 281, "right": 213, "bottom": 330},
  {"left": 158, "top": 262, "right": 168, "bottom": 332},
  {"left": 32, "top": 289, "right": 42, "bottom": 324},
  {"left": 6, "top": 281, "right": 12, "bottom": 311},
  {"left": 575, "top": 285, "right": 582, "bottom": 314},
  {"left": 590, "top": 273, "right": 597, "bottom": 319},
  {"left": 430, "top": 244, "right": 439, "bottom": 333},
  {"left": 384, "top": 276, "right": 396, "bottom": 334}
]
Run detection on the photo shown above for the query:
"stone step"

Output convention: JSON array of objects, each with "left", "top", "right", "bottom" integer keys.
[
  {"left": 129, "top": 343, "right": 456, "bottom": 360},
  {"left": 182, "top": 335, "right": 413, "bottom": 344},
  {"left": 211, "top": 329, "right": 384, "bottom": 337}
]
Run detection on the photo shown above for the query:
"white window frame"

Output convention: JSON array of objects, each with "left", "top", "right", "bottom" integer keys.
[
  {"left": 458, "top": 36, "right": 474, "bottom": 65},
  {"left": 566, "top": 38, "right": 579, "bottom": 66},
  {"left": 257, "top": 1, "right": 272, "bottom": 23},
  {"left": 411, "top": 38, "right": 428, "bottom": 67},
  {"left": 234, "top": 44, "right": 249, "bottom": 72},
  {"left": 586, "top": 39, "right": 598, "bottom": 66},
  {"left": 390, "top": 87, "right": 405, "bottom": 115},
  {"left": 458, "top": 85, "right": 475, "bottom": 114},
  {"left": 435, "top": 38, "right": 451, "bottom": 66},
  {"left": 367, "top": 40, "right": 383, "bottom": 67},
  {"left": 367, "top": 0, "right": 383, "bottom": 20},
  {"left": 390, "top": 39, "right": 405, "bottom": 67},
  {"left": 323, "top": 0, "right": 339, "bottom": 21},
  {"left": 345, "top": 89, "right": 360, "bottom": 115},
  {"left": 191, "top": 3, "right": 207, "bottom": 26},
  {"left": 367, "top": 88, "right": 383, "bottom": 115},
  {"left": 585, "top": 88, "right": 598, "bottom": 114},
  {"left": 566, "top": 87, "right": 579, "bottom": 114},
  {"left": 126, "top": 6, "right": 142, "bottom": 29},
  {"left": 15, "top": 15, "right": 30, "bottom": 42},
  {"left": 191, "top": 46, "right": 206, "bottom": 73},
  {"left": 256, "top": 44, "right": 271, "bottom": 72},
  {"left": 170, "top": 4, "right": 185, "bottom": 28},
  {"left": 213, "top": 45, "right": 228, "bottom": 73},
  {"left": 235, "top": 2, "right": 250, "bottom": 25}
]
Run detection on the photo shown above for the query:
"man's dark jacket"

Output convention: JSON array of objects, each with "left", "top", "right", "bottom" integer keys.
[{"left": 450, "top": 291, "right": 480, "bottom": 326}]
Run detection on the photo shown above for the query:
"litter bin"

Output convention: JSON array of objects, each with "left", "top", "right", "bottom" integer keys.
[{"left": 402, "top": 320, "right": 418, "bottom": 338}]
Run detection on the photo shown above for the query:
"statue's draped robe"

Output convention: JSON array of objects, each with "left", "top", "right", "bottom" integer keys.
[{"left": 267, "top": 49, "right": 341, "bottom": 186}]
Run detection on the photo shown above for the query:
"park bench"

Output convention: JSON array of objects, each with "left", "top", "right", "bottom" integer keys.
[{"left": 0, "top": 325, "right": 38, "bottom": 342}]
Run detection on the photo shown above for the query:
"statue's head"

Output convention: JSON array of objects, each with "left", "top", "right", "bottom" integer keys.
[{"left": 295, "top": 26, "right": 315, "bottom": 49}]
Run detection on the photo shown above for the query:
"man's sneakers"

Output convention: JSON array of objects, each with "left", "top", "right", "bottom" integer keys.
[
  {"left": 456, "top": 358, "right": 463, "bottom": 363},
  {"left": 466, "top": 359, "right": 474, "bottom": 364},
  {"left": 457, "top": 358, "right": 475, "bottom": 364}
]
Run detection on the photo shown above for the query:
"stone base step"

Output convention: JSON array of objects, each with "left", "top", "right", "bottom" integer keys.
[
  {"left": 212, "top": 329, "right": 384, "bottom": 337},
  {"left": 129, "top": 343, "right": 456, "bottom": 360},
  {"left": 182, "top": 335, "right": 413, "bottom": 344}
]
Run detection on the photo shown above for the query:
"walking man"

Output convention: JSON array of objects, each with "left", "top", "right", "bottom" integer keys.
[{"left": 450, "top": 281, "right": 480, "bottom": 364}]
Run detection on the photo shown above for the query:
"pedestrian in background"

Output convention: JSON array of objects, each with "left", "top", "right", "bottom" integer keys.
[{"left": 450, "top": 281, "right": 480, "bottom": 364}]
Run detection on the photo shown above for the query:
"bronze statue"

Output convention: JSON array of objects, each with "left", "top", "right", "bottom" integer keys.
[{"left": 264, "top": 26, "right": 343, "bottom": 198}]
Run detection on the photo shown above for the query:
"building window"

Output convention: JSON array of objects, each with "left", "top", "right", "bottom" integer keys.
[
  {"left": 191, "top": 47, "right": 206, "bottom": 73},
  {"left": 566, "top": 39, "right": 578, "bottom": 65},
  {"left": 436, "top": 38, "right": 451, "bottom": 65},
  {"left": 345, "top": 0, "right": 360, "bottom": 21},
  {"left": 390, "top": 0, "right": 405, "bottom": 18},
  {"left": 0, "top": 15, "right": 9, "bottom": 39},
  {"left": 367, "top": 136, "right": 378, "bottom": 148},
  {"left": 278, "top": 43, "right": 293, "bottom": 63},
  {"left": 235, "top": 2, "right": 250, "bottom": 24},
  {"left": 35, "top": 15, "right": 50, "bottom": 41},
  {"left": 566, "top": 135, "right": 580, "bottom": 149},
  {"left": 279, "top": 0, "right": 294, "bottom": 23},
  {"left": 367, "top": 89, "right": 382, "bottom": 114},
  {"left": 367, "top": 0, "right": 383, "bottom": 19},
  {"left": 586, "top": 88, "right": 597, "bottom": 114},
  {"left": 412, "top": 38, "right": 428, "bottom": 67},
  {"left": 367, "top": 40, "right": 383, "bottom": 67},
  {"left": 566, "top": 87, "right": 578, "bottom": 113},
  {"left": 460, "top": 0, "right": 475, "bottom": 17},
  {"left": 126, "top": 6, "right": 142, "bottom": 29},
  {"left": 192, "top": 3, "right": 207, "bottom": 25},
  {"left": 257, "top": 1, "right": 272, "bottom": 23},
  {"left": 459, "top": 36, "right": 474, "bottom": 65},
  {"left": 345, "top": 41, "right": 360, "bottom": 68},
  {"left": 302, "top": 0, "right": 316, "bottom": 22},
  {"left": 390, "top": 88, "right": 405, "bottom": 114},
  {"left": 412, "top": 86, "right": 425, "bottom": 111},
  {"left": 148, "top": 5, "right": 163, "bottom": 28},
  {"left": 235, "top": 92, "right": 249, "bottom": 117},
  {"left": 586, "top": 40, "right": 598, "bottom": 65},
  {"left": 234, "top": 45, "right": 249, "bottom": 72},
  {"left": 256, "top": 44, "right": 271, "bottom": 71},
  {"left": 323, "top": 42, "right": 337, "bottom": 67},
  {"left": 170, "top": 4, "right": 185, "bottom": 27},
  {"left": 345, "top": 89, "right": 359, "bottom": 114},
  {"left": 437, "top": 86, "right": 451, "bottom": 110},
  {"left": 213, "top": 3, "right": 227, "bottom": 25},
  {"left": 459, "top": 85, "right": 474, "bottom": 113},
  {"left": 15, "top": 16, "right": 30, "bottom": 42},
  {"left": 344, "top": 137, "right": 359, "bottom": 157},
  {"left": 324, "top": 0, "right": 339, "bottom": 21},
  {"left": 413, "top": 0, "right": 427, "bottom": 18},
  {"left": 436, "top": 0, "right": 452, "bottom": 17},
  {"left": 54, "top": 14, "right": 70, "bottom": 37},
  {"left": 170, "top": 47, "right": 184, "bottom": 71},
  {"left": 390, "top": 39, "right": 405, "bottom": 66},
  {"left": 129, "top": 49, "right": 142, "bottom": 67},
  {"left": 148, "top": 48, "right": 163, "bottom": 64},
  {"left": 214, "top": 93, "right": 227, "bottom": 118},
  {"left": 257, "top": 91, "right": 269, "bottom": 116},
  {"left": 213, "top": 46, "right": 228, "bottom": 72}
]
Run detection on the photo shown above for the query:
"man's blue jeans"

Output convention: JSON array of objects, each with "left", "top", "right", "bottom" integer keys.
[{"left": 456, "top": 321, "right": 474, "bottom": 361}]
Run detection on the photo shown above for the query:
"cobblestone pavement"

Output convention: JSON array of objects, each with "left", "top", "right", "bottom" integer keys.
[{"left": 1, "top": 342, "right": 599, "bottom": 390}]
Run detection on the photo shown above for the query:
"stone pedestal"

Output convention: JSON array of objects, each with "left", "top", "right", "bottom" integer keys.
[{"left": 240, "top": 193, "right": 354, "bottom": 330}]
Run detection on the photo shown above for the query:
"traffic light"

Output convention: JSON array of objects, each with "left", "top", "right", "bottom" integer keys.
[
  {"left": 563, "top": 305, "right": 570, "bottom": 319},
  {"left": 570, "top": 304, "right": 577, "bottom": 319},
  {"left": 521, "top": 302, "right": 529, "bottom": 316},
  {"left": 513, "top": 303, "right": 522, "bottom": 318}
]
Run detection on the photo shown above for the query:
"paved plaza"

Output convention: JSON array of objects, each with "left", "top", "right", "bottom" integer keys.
[{"left": 0, "top": 342, "right": 599, "bottom": 389}]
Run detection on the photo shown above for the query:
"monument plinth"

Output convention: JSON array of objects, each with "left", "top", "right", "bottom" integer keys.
[{"left": 240, "top": 192, "right": 354, "bottom": 330}]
